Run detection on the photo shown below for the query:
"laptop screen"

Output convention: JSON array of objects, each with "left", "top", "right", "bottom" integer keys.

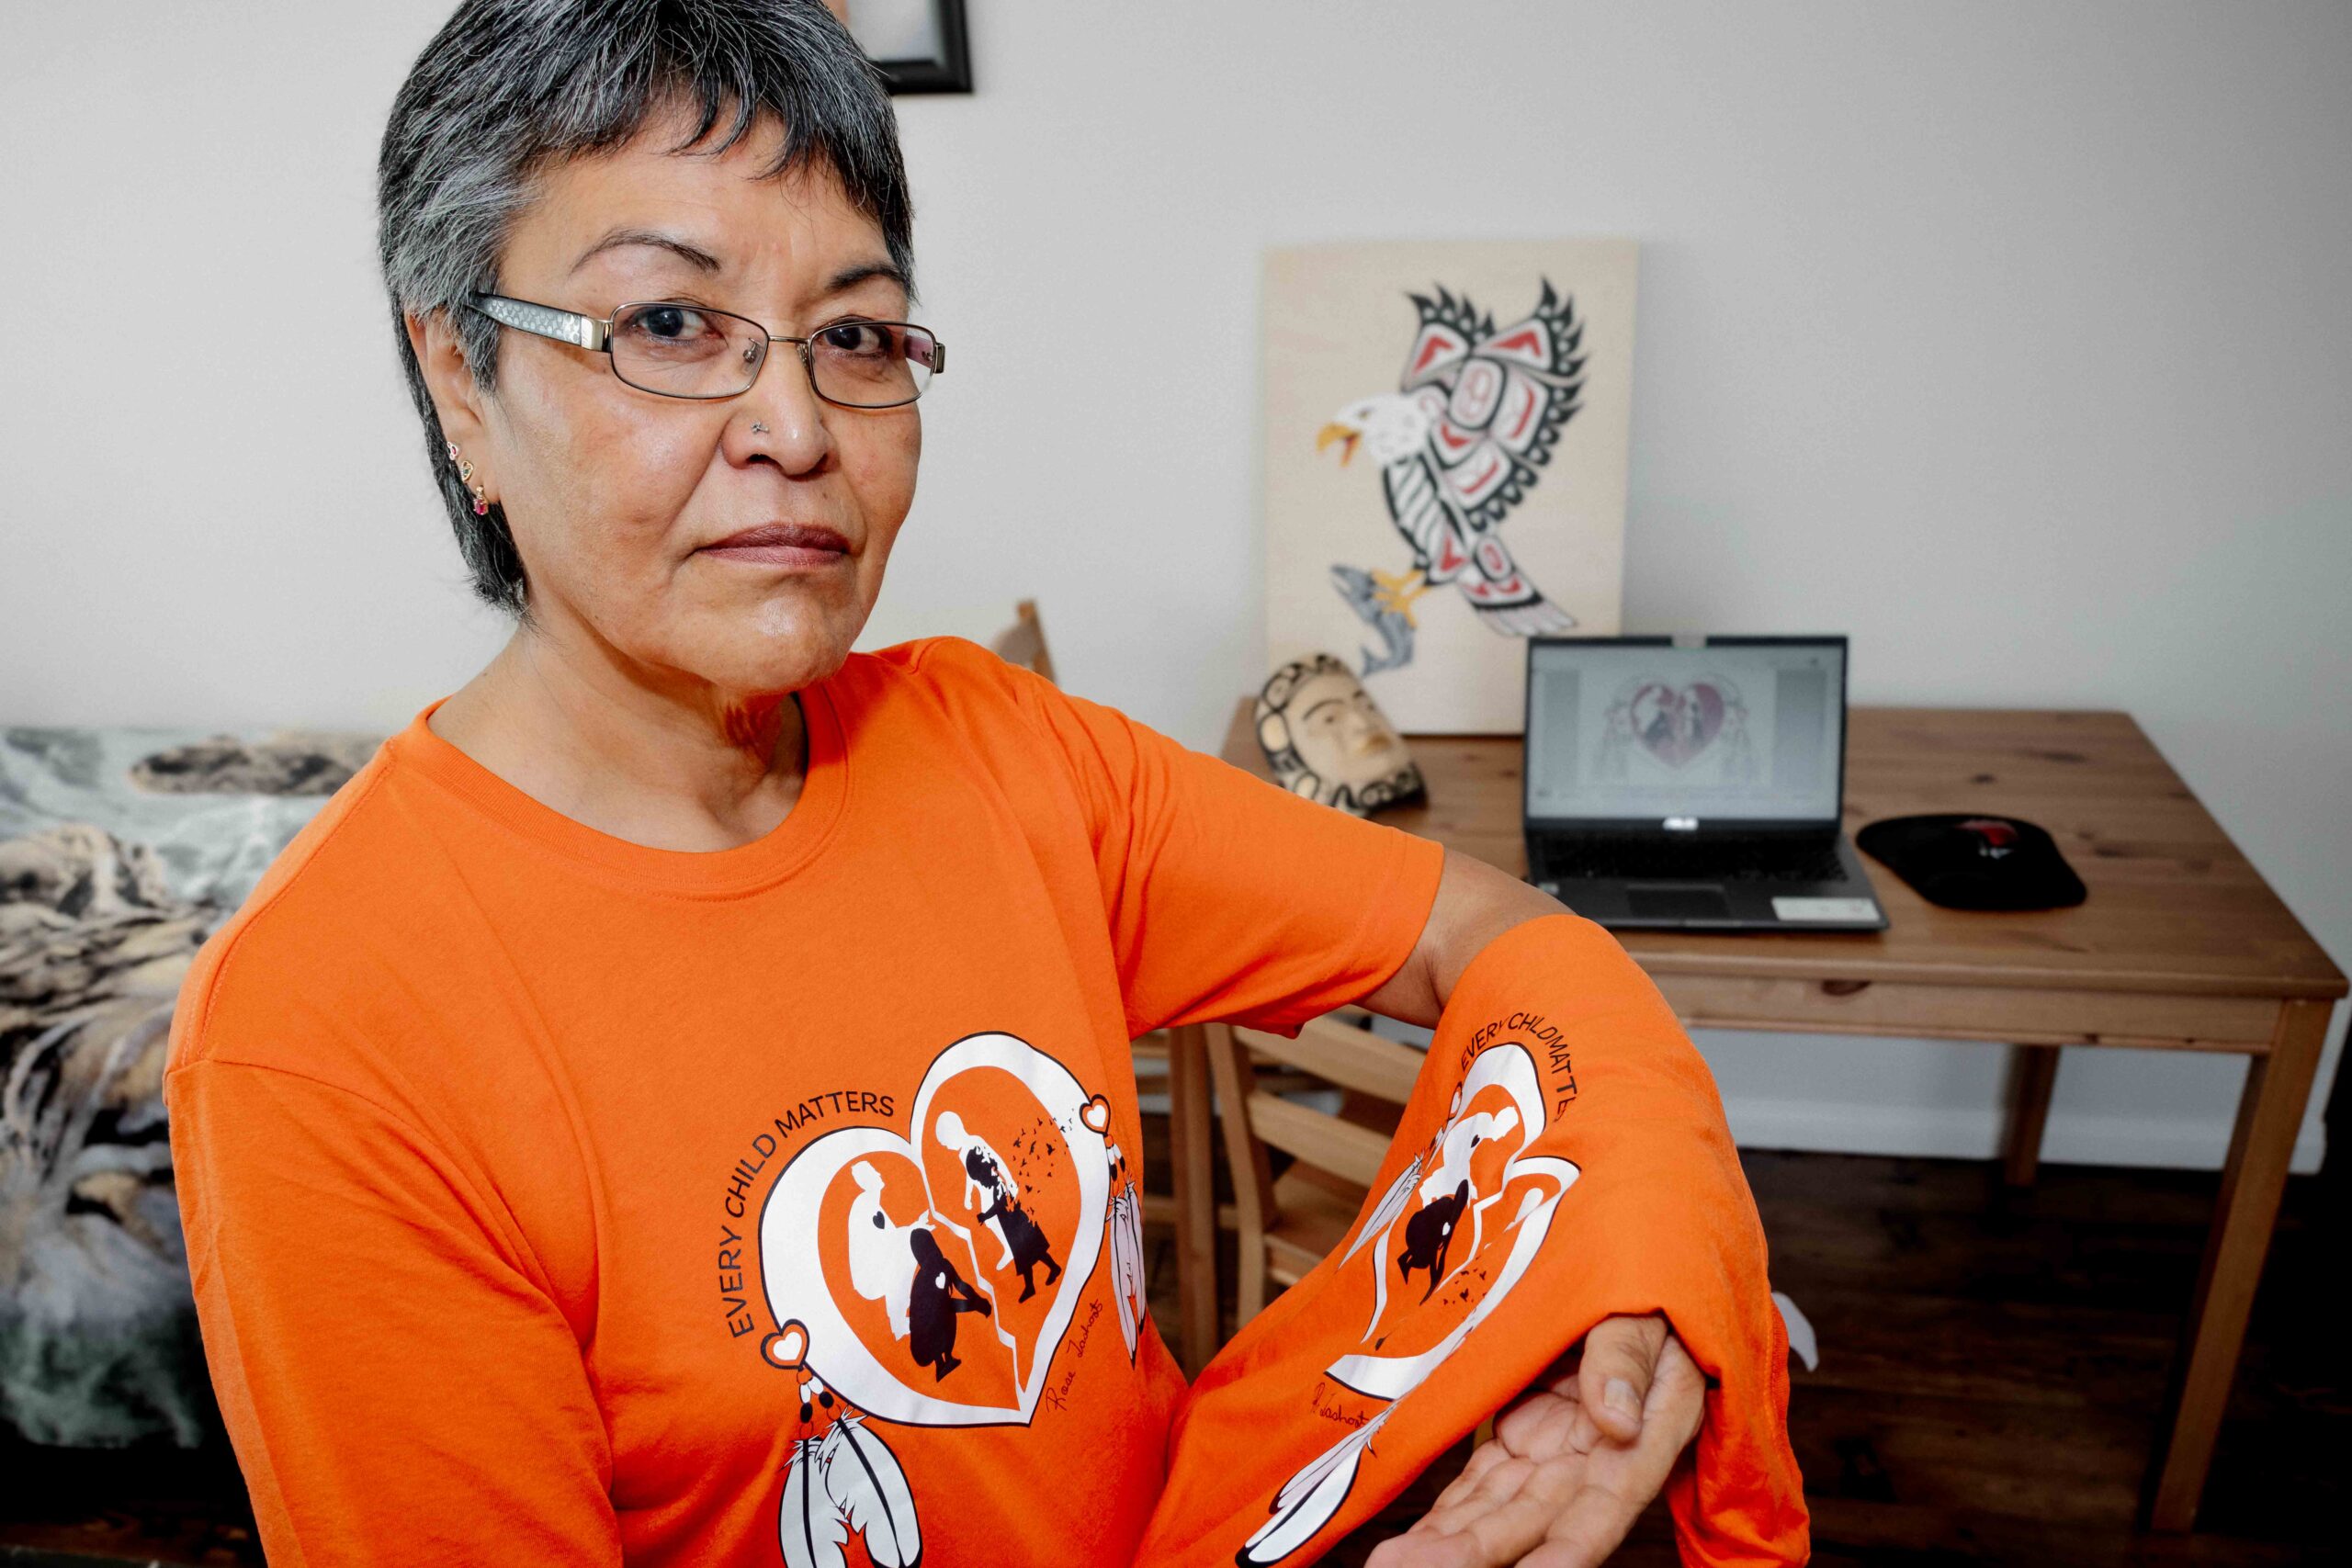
[{"left": 1524, "top": 638, "right": 1846, "bottom": 825}]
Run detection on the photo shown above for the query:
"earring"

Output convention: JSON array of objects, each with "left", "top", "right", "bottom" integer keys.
[{"left": 445, "top": 438, "right": 490, "bottom": 516}]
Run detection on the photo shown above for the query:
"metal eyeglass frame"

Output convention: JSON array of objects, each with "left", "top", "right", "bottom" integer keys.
[{"left": 462, "top": 291, "right": 944, "bottom": 409}]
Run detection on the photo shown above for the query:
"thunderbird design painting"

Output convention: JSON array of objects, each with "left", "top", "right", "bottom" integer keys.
[
  {"left": 1266, "top": 240, "right": 1635, "bottom": 733},
  {"left": 1316, "top": 281, "right": 1586, "bottom": 654}
]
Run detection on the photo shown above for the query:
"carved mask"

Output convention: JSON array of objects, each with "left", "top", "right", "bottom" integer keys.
[{"left": 1255, "top": 654, "right": 1426, "bottom": 817}]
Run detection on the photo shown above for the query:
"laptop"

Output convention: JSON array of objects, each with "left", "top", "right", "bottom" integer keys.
[{"left": 1521, "top": 635, "right": 1888, "bottom": 931}]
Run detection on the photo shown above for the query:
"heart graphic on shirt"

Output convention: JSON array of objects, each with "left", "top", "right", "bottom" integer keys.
[
  {"left": 1239, "top": 1043, "right": 1579, "bottom": 1565},
  {"left": 1627, "top": 680, "right": 1728, "bottom": 769},
  {"left": 1324, "top": 1042, "right": 1579, "bottom": 1395},
  {"left": 754, "top": 1032, "right": 1110, "bottom": 1428}
]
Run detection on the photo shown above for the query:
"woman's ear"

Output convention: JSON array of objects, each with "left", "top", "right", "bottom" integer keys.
[{"left": 406, "top": 307, "right": 491, "bottom": 451}]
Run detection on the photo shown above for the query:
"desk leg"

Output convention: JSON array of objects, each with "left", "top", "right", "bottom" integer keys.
[
  {"left": 2001, "top": 1044, "right": 2061, "bottom": 1188},
  {"left": 2144, "top": 998, "right": 2330, "bottom": 1531},
  {"left": 1166, "top": 1021, "right": 1219, "bottom": 1377}
]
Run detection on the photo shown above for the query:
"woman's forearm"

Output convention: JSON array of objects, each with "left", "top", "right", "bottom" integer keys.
[{"left": 1356, "top": 848, "right": 1573, "bottom": 1026}]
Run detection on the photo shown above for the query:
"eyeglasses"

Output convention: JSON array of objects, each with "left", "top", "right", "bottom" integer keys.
[{"left": 462, "top": 292, "right": 944, "bottom": 408}]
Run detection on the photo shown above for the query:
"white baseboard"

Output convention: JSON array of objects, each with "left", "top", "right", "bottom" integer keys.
[
  {"left": 1721, "top": 1097, "right": 2328, "bottom": 1174},
  {"left": 1136, "top": 1024, "right": 2335, "bottom": 1175}
]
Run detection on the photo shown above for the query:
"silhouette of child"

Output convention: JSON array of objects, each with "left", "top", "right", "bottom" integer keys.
[
  {"left": 1397, "top": 1179, "right": 1471, "bottom": 1303},
  {"left": 907, "top": 1226, "right": 990, "bottom": 1380},
  {"left": 936, "top": 1110, "right": 1064, "bottom": 1303}
]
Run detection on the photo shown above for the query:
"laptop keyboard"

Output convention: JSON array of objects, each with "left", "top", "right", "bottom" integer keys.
[{"left": 1541, "top": 835, "right": 1849, "bottom": 884}]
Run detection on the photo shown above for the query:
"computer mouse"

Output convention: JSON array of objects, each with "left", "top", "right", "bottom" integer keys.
[{"left": 1855, "top": 813, "right": 2086, "bottom": 911}]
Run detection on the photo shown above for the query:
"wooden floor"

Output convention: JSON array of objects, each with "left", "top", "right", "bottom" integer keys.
[
  {"left": 3, "top": 1148, "right": 2343, "bottom": 1566},
  {"left": 1155, "top": 1146, "right": 2348, "bottom": 1567}
]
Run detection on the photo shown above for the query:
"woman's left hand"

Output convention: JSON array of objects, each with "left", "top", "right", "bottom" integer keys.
[{"left": 1367, "top": 1314, "right": 1706, "bottom": 1568}]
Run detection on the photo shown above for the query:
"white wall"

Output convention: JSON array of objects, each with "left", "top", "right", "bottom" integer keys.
[{"left": 4, "top": 2, "right": 2345, "bottom": 1171}]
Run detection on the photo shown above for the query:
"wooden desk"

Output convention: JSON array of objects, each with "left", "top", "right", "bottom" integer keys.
[{"left": 1162, "top": 702, "right": 2343, "bottom": 1532}]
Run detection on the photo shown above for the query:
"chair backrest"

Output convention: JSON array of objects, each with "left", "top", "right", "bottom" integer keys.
[
  {"left": 989, "top": 598, "right": 1057, "bottom": 685},
  {"left": 1204, "top": 1007, "right": 1427, "bottom": 1323}
]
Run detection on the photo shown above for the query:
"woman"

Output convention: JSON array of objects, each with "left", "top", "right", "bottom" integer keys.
[{"left": 163, "top": 4, "right": 1804, "bottom": 1565}]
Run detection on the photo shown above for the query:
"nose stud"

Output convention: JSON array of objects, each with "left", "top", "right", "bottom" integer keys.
[{"left": 751, "top": 421, "right": 770, "bottom": 435}]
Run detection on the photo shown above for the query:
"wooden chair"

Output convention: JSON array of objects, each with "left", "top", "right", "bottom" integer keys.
[
  {"left": 1204, "top": 1006, "right": 1426, "bottom": 1326},
  {"left": 989, "top": 597, "right": 1057, "bottom": 683}
]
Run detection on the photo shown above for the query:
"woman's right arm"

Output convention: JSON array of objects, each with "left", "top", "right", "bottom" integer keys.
[{"left": 165, "top": 1057, "right": 623, "bottom": 1566}]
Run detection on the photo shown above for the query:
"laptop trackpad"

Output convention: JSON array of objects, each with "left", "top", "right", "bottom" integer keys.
[{"left": 1626, "top": 886, "right": 1733, "bottom": 921}]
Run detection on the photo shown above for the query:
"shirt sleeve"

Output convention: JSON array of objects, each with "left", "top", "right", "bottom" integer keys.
[
  {"left": 1138, "top": 913, "right": 1809, "bottom": 1566},
  {"left": 164, "top": 1056, "right": 623, "bottom": 1567},
  {"left": 930, "top": 637, "right": 1449, "bottom": 1040}
]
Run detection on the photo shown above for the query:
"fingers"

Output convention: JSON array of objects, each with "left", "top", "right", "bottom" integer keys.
[
  {"left": 1374, "top": 1324, "right": 1708, "bottom": 1568},
  {"left": 1514, "top": 1479, "right": 1649, "bottom": 1568},
  {"left": 1493, "top": 1381, "right": 1596, "bottom": 1466},
  {"left": 1383, "top": 1427, "right": 1643, "bottom": 1568},
  {"left": 1520, "top": 1336, "right": 1708, "bottom": 1568},
  {"left": 1577, "top": 1312, "right": 1668, "bottom": 1443},
  {"left": 1383, "top": 1447, "right": 1579, "bottom": 1568},
  {"left": 1645, "top": 1331, "right": 1707, "bottom": 1451}
]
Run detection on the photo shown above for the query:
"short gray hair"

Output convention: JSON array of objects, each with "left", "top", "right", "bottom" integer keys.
[{"left": 377, "top": 0, "right": 913, "bottom": 621}]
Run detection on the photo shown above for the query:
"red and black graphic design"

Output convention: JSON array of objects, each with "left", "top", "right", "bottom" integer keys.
[{"left": 1320, "top": 280, "right": 1589, "bottom": 674}]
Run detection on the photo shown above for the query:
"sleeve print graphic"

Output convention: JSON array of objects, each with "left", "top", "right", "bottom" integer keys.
[
  {"left": 1388, "top": 1096, "right": 1521, "bottom": 1306},
  {"left": 1238, "top": 1043, "right": 1577, "bottom": 1564},
  {"left": 753, "top": 1032, "right": 1147, "bottom": 1562},
  {"left": 1145, "top": 916, "right": 1809, "bottom": 1566}
]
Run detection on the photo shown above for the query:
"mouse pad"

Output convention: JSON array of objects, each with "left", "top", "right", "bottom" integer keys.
[{"left": 1857, "top": 813, "right": 2086, "bottom": 911}]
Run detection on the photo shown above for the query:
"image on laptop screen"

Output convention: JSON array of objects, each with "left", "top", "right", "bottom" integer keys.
[{"left": 1525, "top": 639, "right": 1845, "bottom": 823}]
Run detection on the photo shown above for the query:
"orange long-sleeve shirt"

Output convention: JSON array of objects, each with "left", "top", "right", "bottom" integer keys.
[{"left": 165, "top": 633, "right": 1804, "bottom": 1565}]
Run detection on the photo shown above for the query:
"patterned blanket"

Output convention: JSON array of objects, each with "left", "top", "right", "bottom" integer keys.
[{"left": 0, "top": 724, "right": 379, "bottom": 1447}]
